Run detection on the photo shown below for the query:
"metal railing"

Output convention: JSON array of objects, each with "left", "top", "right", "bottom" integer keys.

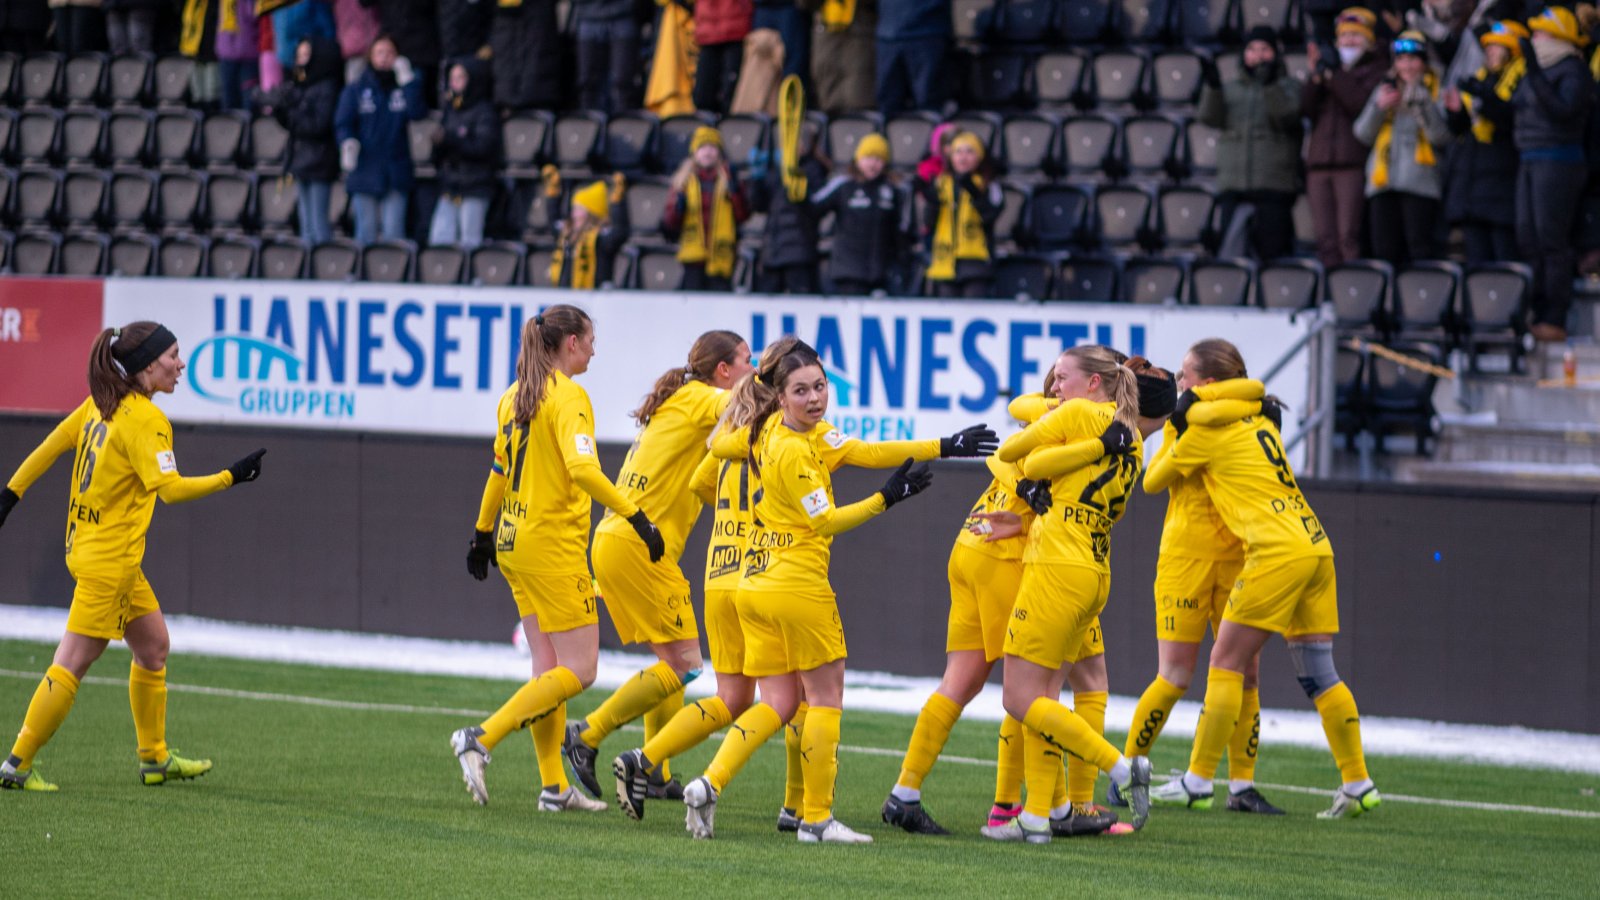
[{"left": 1259, "top": 303, "right": 1338, "bottom": 477}]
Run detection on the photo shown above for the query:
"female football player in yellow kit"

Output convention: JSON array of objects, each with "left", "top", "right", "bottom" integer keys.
[
  {"left": 1142, "top": 338, "right": 1377, "bottom": 819},
  {"left": 557, "top": 330, "right": 752, "bottom": 802},
  {"left": 452, "top": 304, "right": 665, "bottom": 812},
  {"left": 0, "top": 321, "right": 266, "bottom": 792}
]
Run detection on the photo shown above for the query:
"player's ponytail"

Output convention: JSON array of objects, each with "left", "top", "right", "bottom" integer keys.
[
  {"left": 1064, "top": 345, "right": 1140, "bottom": 434},
  {"left": 513, "top": 304, "right": 592, "bottom": 425},
  {"left": 88, "top": 321, "right": 161, "bottom": 420},
  {"left": 744, "top": 336, "right": 822, "bottom": 459},
  {"left": 633, "top": 329, "right": 746, "bottom": 425}
]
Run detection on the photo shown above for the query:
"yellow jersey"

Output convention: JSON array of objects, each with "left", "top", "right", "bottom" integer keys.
[
  {"left": 482, "top": 372, "right": 638, "bottom": 572},
  {"left": 738, "top": 420, "right": 886, "bottom": 594},
  {"left": 595, "top": 380, "right": 730, "bottom": 561},
  {"left": 1149, "top": 421, "right": 1244, "bottom": 562}
]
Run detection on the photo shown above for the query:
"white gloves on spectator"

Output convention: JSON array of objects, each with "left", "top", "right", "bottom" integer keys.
[
  {"left": 341, "top": 139, "right": 361, "bottom": 174},
  {"left": 394, "top": 56, "right": 415, "bottom": 87}
]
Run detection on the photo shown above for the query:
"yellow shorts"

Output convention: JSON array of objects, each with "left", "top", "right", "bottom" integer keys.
[
  {"left": 500, "top": 561, "right": 597, "bottom": 633},
  {"left": 1003, "top": 563, "right": 1108, "bottom": 669},
  {"left": 1079, "top": 615, "right": 1104, "bottom": 659},
  {"left": 66, "top": 566, "right": 159, "bottom": 640},
  {"left": 946, "top": 543, "right": 1021, "bottom": 662},
  {"left": 1153, "top": 555, "right": 1245, "bottom": 643},
  {"left": 703, "top": 588, "right": 744, "bottom": 674},
  {"left": 592, "top": 532, "right": 698, "bottom": 645},
  {"left": 1224, "top": 555, "right": 1340, "bottom": 638},
  {"left": 736, "top": 588, "right": 844, "bottom": 678}
]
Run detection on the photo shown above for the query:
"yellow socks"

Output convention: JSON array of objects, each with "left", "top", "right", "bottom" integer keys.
[
  {"left": 1227, "top": 688, "right": 1261, "bottom": 784},
  {"left": 10, "top": 665, "right": 79, "bottom": 770},
  {"left": 128, "top": 663, "right": 168, "bottom": 763},
  {"left": 1188, "top": 667, "right": 1244, "bottom": 781},
  {"left": 580, "top": 661, "right": 683, "bottom": 748},
  {"left": 799, "top": 706, "right": 842, "bottom": 824},
  {"left": 531, "top": 701, "right": 569, "bottom": 792},
  {"left": 479, "top": 666, "right": 583, "bottom": 750},
  {"left": 994, "top": 714, "right": 1023, "bottom": 806},
  {"left": 1021, "top": 697, "right": 1121, "bottom": 773},
  {"left": 896, "top": 693, "right": 962, "bottom": 791},
  {"left": 642, "top": 697, "right": 733, "bottom": 772},
  {"left": 643, "top": 688, "right": 684, "bottom": 781},
  {"left": 1314, "top": 682, "right": 1369, "bottom": 784},
  {"left": 706, "top": 702, "right": 783, "bottom": 794},
  {"left": 1066, "top": 690, "right": 1107, "bottom": 805},
  {"left": 1021, "top": 726, "right": 1063, "bottom": 819},
  {"left": 1124, "top": 674, "right": 1185, "bottom": 757},
  {"left": 783, "top": 702, "right": 809, "bottom": 811}
]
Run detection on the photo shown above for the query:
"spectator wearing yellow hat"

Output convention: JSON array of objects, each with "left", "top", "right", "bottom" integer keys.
[
  {"left": 916, "top": 131, "right": 1002, "bottom": 298},
  {"left": 1304, "top": 7, "right": 1390, "bottom": 268},
  {"left": 545, "top": 169, "right": 631, "bottom": 289},
  {"left": 1354, "top": 30, "right": 1452, "bottom": 266},
  {"left": 1512, "top": 5, "right": 1594, "bottom": 342},
  {"left": 812, "top": 133, "right": 911, "bottom": 295},
  {"left": 664, "top": 127, "right": 750, "bottom": 291},
  {"left": 1442, "top": 20, "right": 1529, "bottom": 265}
]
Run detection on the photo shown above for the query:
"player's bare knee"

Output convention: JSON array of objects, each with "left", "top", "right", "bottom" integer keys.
[
  {"left": 570, "top": 660, "right": 599, "bottom": 688},
  {"left": 1287, "top": 641, "right": 1340, "bottom": 698}
]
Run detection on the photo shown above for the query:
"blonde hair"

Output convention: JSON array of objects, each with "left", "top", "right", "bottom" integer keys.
[
  {"left": 512, "top": 304, "right": 592, "bottom": 425},
  {"left": 632, "top": 330, "right": 746, "bottom": 425},
  {"left": 1062, "top": 345, "right": 1140, "bottom": 433},
  {"left": 1187, "top": 337, "right": 1248, "bottom": 382}
]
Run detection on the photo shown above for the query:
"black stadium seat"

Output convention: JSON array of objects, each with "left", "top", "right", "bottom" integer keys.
[
  {"left": 18, "top": 53, "right": 62, "bottom": 107},
  {"left": 1029, "top": 183, "right": 1091, "bottom": 249},
  {"left": 1034, "top": 51, "right": 1088, "bottom": 111},
  {"left": 1094, "top": 184, "right": 1154, "bottom": 251},
  {"left": 887, "top": 112, "right": 940, "bottom": 171},
  {"left": 154, "top": 169, "right": 205, "bottom": 232},
  {"left": 657, "top": 112, "right": 715, "bottom": 173},
  {"left": 202, "top": 111, "right": 251, "bottom": 171},
  {"left": 1058, "top": 0, "right": 1114, "bottom": 43},
  {"left": 1056, "top": 253, "right": 1121, "bottom": 302},
  {"left": 605, "top": 111, "right": 659, "bottom": 174},
  {"left": 61, "top": 170, "right": 109, "bottom": 229},
  {"left": 989, "top": 0, "right": 1057, "bottom": 44},
  {"left": 418, "top": 245, "right": 467, "bottom": 284},
  {"left": 109, "top": 232, "right": 158, "bottom": 275},
  {"left": 825, "top": 112, "right": 883, "bottom": 170},
  {"left": 153, "top": 110, "right": 201, "bottom": 169},
  {"left": 470, "top": 241, "right": 526, "bottom": 285},
  {"left": 1258, "top": 257, "right": 1324, "bottom": 310},
  {"left": 1000, "top": 113, "right": 1058, "bottom": 179},
  {"left": 1394, "top": 260, "right": 1462, "bottom": 345},
  {"left": 158, "top": 233, "right": 208, "bottom": 277},
  {"left": 311, "top": 238, "right": 362, "bottom": 281},
  {"left": 107, "top": 53, "right": 152, "bottom": 107},
  {"left": 12, "top": 231, "right": 60, "bottom": 275},
  {"left": 1328, "top": 259, "right": 1393, "bottom": 338},
  {"left": 207, "top": 235, "right": 259, "bottom": 278},
  {"left": 260, "top": 236, "right": 309, "bottom": 279},
  {"left": 1189, "top": 257, "right": 1256, "bottom": 306},
  {"left": 152, "top": 55, "right": 195, "bottom": 107},
  {"left": 501, "top": 112, "right": 553, "bottom": 178},
  {"left": 107, "top": 169, "right": 156, "bottom": 231},
  {"left": 1122, "top": 255, "right": 1187, "bottom": 304},
  {"left": 362, "top": 239, "right": 416, "bottom": 283},
  {"left": 107, "top": 110, "right": 153, "bottom": 167},
  {"left": 1061, "top": 114, "right": 1120, "bottom": 182},
  {"left": 967, "top": 50, "right": 1032, "bottom": 111},
  {"left": 992, "top": 253, "right": 1055, "bottom": 300},
  {"left": 718, "top": 113, "right": 770, "bottom": 173},
  {"left": 62, "top": 232, "right": 112, "bottom": 276},
  {"left": 62, "top": 53, "right": 106, "bottom": 107},
  {"left": 60, "top": 109, "right": 106, "bottom": 167}
]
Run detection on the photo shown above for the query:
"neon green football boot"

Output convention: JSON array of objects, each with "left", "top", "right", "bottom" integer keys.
[
  {"left": 140, "top": 750, "right": 212, "bottom": 786},
  {"left": 0, "top": 757, "right": 59, "bottom": 792}
]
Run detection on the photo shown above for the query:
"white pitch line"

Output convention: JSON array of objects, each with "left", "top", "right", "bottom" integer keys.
[{"left": 4, "top": 668, "right": 1596, "bottom": 821}]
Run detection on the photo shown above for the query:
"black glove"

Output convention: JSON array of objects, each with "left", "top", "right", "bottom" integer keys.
[
  {"left": 879, "top": 458, "right": 933, "bottom": 509},
  {"left": 941, "top": 423, "right": 999, "bottom": 458},
  {"left": 628, "top": 509, "right": 666, "bottom": 562},
  {"left": 1520, "top": 37, "right": 1539, "bottom": 71},
  {"left": 1171, "top": 389, "right": 1198, "bottom": 437},
  {"left": 1199, "top": 55, "right": 1221, "bottom": 89},
  {"left": 1015, "top": 478, "right": 1052, "bottom": 516},
  {"left": 1099, "top": 420, "right": 1134, "bottom": 457},
  {"left": 227, "top": 448, "right": 267, "bottom": 485},
  {"left": 1260, "top": 396, "right": 1284, "bottom": 431},
  {"left": 0, "top": 487, "right": 18, "bottom": 530},
  {"left": 466, "top": 529, "right": 497, "bottom": 581}
]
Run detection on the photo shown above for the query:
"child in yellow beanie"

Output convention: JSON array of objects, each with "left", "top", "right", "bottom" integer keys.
[
  {"left": 545, "top": 167, "right": 631, "bottom": 289},
  {"left": 915, "top": 131, "right": 1002, "bottom": 298},
  {"left": 663, "top": 126, "right": 749, "bottom": 291},
  {"left": 811, "top": 132, "right": 910, "bottom": 295}
]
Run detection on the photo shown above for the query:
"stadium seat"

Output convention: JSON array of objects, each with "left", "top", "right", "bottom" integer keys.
[
  {"left": 1215, "top": 50, "right": 1243, "bottom": 84},
  {"left": 1328, "top": 259, "right": 1393, "bottom": 338},
  {"left": 154, "top": 169, "right": 205, "bottom": 232},
  {"left": 1089, "top": 50, "right": 1150, "bottom": 112},
  {"left": 952, "top": 0, "right": 997, "bottom": 43},
  {"left": 18, "top": 53, "right": 62, "bottom": 107},
  {"left": 152, "top": 55, "right": 195, "bottom": 107},
  {"left": 525, "top": 243, "right": 556, "bottom": 287},
  {"left": 1189, "top": 257, "right": 1256, "bottom": 306},
  {"left": 605, "top": 111, "right": 659, "bottom": 174},
  {"left": 988, "top": 0, "right": 1057, "bottom": 44},
  {"left": 1055, "top": 253, "right": 1121, "bottom": 302},
  {"left": 1369, "top": 342, "right": 1441, "bottom": 454},
  {"left": 994, "top": 180, "right": 1030, "bottom": 249},
  {"left": 1332, "top": 342, "right": 1370, "bottom": 446},
  {"left": 612, "top": 242, "right": 636, "bottom": 288},
  {"left": 1058, "top": 0, "right": 1114, "bottom": 43},
  {"left": 622, "top": 177, "right": 668, "bottom": 240},
  {"left": 1461, "top": 262, "right": 1532, "bottom": 372},
  {"left": 657, "top": 112, "right": 716, "bottom": 174},
  {"left": 1094, "top": 184, "right": 1155, "bottom": 251},
  {"left": 1151, "top": 51, "right": 1205, "bottom": 110},
  {"left": 248, "top": 114, "right": 290, "bottom": 173},
  {"left": 107, "top": 53, "right": 152, "bottom": 107},
  {"left": 14, "top": 168, "right": 62, "bottom": 229},
  {"left": 1154, "top": 184, "right": 1216, "bottom": 252},
  {"left": 1122, "top": 114, "right": 1181, "bottom": 182},
  {"left": 409, "top": 115, "right": 440, "bottom": 178},
  {"left": 1118, "top": 0, "right": 1176, "bottom": 43},
  {"left": 967, "top": 50, "right": 1033, "bottom": 111},
  {"left": 108, "top": 232, "right": 157, "bottom": 276},
  {"left": 255, "top": 176, "right": 298, "bottom": 235},
  {"left": 825, "top": 112, "right": 883, "bottom": 170},
  {"left": 157, "top": 234, "right": 207, "bottom": 277},
  {"left": 1236, "top": 0, "right": 1301, "bottom": 42},
  {"left": 62, "top": 53, "right": 106, "bottom": 107},
  {"left": 519, "top": 179, "right": 561, "bottom": 241},
  {"left": 1034, "top": 51, "right": 1088, "bottom": 111},
  {"left": 1061, "top": 114, "right": 1120, "bottom": 182},
  {"left": 206, "top": 170, "right": 255, "bottom": 234},
  {"left": 60, "top": 109, "right": 106, "bottom": 167},
  {"left": 310, "top": 238, "right": 362, "bottom": 281},
  {"left": 993, "top": 253, "right": 1055, "bottom": 300},
  {"left": 60, "top": 170, "right": 109, "bottom": 229},
  {"left": 0, "top": 53, "right": 15, "bottom": 107},
  {"left": 501, "top": 111, "right": 554, "bottom": 178},
  {"left": 1029, "top": 183, "right": 1091, "bottom": 250},
  {"left": 328, "top": 180, "right": 350, "bottom": 235},
  {"left": 1394, "top": 260, "right": 1462, "bottom": 345},
  {"left": 1182, "top": 117, "right": 1219, "bottom": 180},
  {"left": 153, "top": 110, "right": 200, "bottom": 169},
  {"left": 718, "top": 113, "right": 770, "bottom": 173},
  {"left": 1000, "top": 113, "right": 1058, "bottom": 180},
  {"left": 14, "top": 109, "right": 61, "bottom": 166},
  {"left": 60, "top": 232, "right": 107, "bottom": 275},
  {"left": 107, "top": 170, "right": 156, "bottom": 231},
  {"left": 362, "top": 239, "right": 415, "bottom": 283},
  {"left": 1121, "top": 255, "right": 1187, "bottom": 304},
  {"left": 636, "top": 244, "right": 686, "bottom": 291},
  {"left": 1257, "top": 257, "right": 1324, "bottom": 310},
  {"left": 202, "top": 111, "right": 251, "bottom": 171},
  {"left": 886, "top": 112, "right": 940, "bottom": 171},
  {"left": 553, "top": 110, "right": 606, "bottom": 176},
  {"left": 414, "top": 245, "right": 465, "bottom": 284},
  {"left": 1176, "top": 0, "right": 1236, "bottom": 43},
  {"left": 260, "top": 236, "right": 309, "bottom": 279},
  {"left": 12, "top": 231, "right": 59, "bottom": 274},
  {"left": 207, "top": 235, "right": 259, "bottom": 278}
]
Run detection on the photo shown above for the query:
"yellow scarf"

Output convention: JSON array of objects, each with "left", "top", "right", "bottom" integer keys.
[
  {"left": 182, "top": 0, "right": 239, "bottom": 56},
  {"left": 645, "top": 1, "right": 698, "bottom": 117},
  {"left": 1371, "top": 73, "right": 1438, "bottom": 190},
  {"left": 926, "top": 173, "right": 990, "bottom": 281},
  {"left": 678, "top": 171, "right": 736, "bottom": 278},
  {"left": 550, "top": 226, "right": 601, "bottom": 289},
  {"left": 1462, "top": 59, "right": 1525, "bottom": 143},
  {"left": 821, "top": 0, "right": 857, "bottom": 32},
  {"left": 779, "top": 75, "right": 807, "bottom": 203}
]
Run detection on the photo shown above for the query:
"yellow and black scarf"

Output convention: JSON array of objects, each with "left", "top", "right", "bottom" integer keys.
[
  {"left": 550, "top": 226, "right": 601, "bottom": 289},
  {"left": 181, "top": 0, "right": 238, "bottom": 57},
  {"left": 1372, "top": 73, "right": 1438, "bottom": 190},
  {"left": 927, "top": 173, "right": 990, "bottom": 281},
  {"left": 1462, "top": 59, "right": 1525, "bottom": 143},
  {"left": 678, "top": 171, "right": 736, "bottom": 278}
]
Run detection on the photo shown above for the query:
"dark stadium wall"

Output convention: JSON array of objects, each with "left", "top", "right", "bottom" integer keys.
[{"left": 3, "top": 416, "right": 1598, "bottom": 734}]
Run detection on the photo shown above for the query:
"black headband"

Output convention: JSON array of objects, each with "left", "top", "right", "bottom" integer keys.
[
  {"left": 115, "top": 325, "right": 177, "bottom": 377},
  {"left": 1136, "top": 369, "right": 1178, "bottom": 419}
]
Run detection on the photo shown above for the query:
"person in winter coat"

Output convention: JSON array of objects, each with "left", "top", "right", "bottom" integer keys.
[
  {"left": 262, "top": 36, "right": 344, "bottom": 245},
  {"left": 360, "top": 0, "right": 439, "bottom": 108},
  {"left": 215, "top": 0, "right": 260, "bottom": 111},
  {"left": 1512, "top": 6, "right": 1594, "bottom": 341},
  {"left": 1353, "top": 31, "right": 1453, "bottom": 266},
  {"left": 0, "top": 0, "right": 51, "bottom": 54},
  {"left": 694, "top": 0, "right": 753, "bottom": 115},
  {"left": 811, "top": 133, "right": 909, "bottom": 295},
  {"left": 545, "top": 169, "right": 631, "bottom": 288},
  {"left": 1443, "top": 20, "right": 1528, "bottom": 265},
  {"left": 491, "top": 0, "right": 563, "bottom": 111},
  {"left": 805, "top": 0, "right": 875, "bottom": 115},
  {"left": 104, "top": 0, "right": 160, "bottom": 55},
  {"left": 1197, "top": 26, "right": 1305, "bottom": 261},
  {"left": 573, "top": 0, "right": 643, "bottom": 114},
  {"left": 917, "top": 131, "right": 1001, "bottom": 298},
  {"left": 748, "top": 132, "right": 830, "bottom": 293},
  {"left": 336, "top": 34, "right": 426, "bottom": 245},
  {"left": 273, "top": 0, "right": 336, "bottom": 71},
  {"left": 50, "top": 0, "right": 104, "bottom": 55},
  {"left": 876, "top": 0, "right": 949, "bottom": 117},
  {"left": 438, "top": 0, "right": 492, "bottom": 60},
  {"left": 663, "top": 127, "right": 751, "bottom": 291},
  {"left": 1303, "top": 7, "right": 1391, "bottom": 267},
  {"left": 428, "top": 58, "right": 501, "bottom": 249}
]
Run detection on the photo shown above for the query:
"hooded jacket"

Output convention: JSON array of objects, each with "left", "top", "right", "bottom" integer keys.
[
  {"left": 1303, "top": 50, "right": 1391, "bottom": 169},
  {"left": 750, "top": 155, "right": 829, "bottom": 268},
  {"left": 1443, "top": 70, "right": 1520, "bottom": 226},
  {"left": 435, "top": 58, "right": 502, "bottom": 200},
  {"left": 335, "top": 64, "right": 427, "bottom": 196},
  {"left": 1512, "top": 53, "right": 1593, "bottom": 152},
  {"left": 1198, "top": 65, "right": 1305, "bottom": 193},
  {"left": 271, "top": 36, "right": 344, "bottom": 183}
]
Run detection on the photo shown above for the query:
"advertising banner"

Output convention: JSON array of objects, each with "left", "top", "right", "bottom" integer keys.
[
  {"left": 0, "top": 279, "right": 107, "bottom": 415},
  {"left": 101, "top": 279, "right": 1316, "bottom": 463}
]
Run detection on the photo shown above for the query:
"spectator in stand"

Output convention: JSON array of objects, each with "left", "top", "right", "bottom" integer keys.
[
  {"left": 917, "top": 122, "right": 955, "bottom": 182},
  {"left": 360, "top": 0, "right": 440, "bottom": 109},
  {"left": 748, "top": 131, "right": 830, "bottom": 294},
  {"left": 337, "top": 34, "right": 426, "bottom": 245},
  {"left": 755, "top": 0, "right": 812, "bottom": 90},
  {"left": 546, "top": 170, "right": 631, "bottom": 288},
  {"left": 573, "top": 0, "right": 644, "bottom": 113},
  {"left": 262, "top": 36, "right": 344, "bottom": 245},
  {"left": 216, "top": 0, "right": 260, "bottom": 112},
  {"left": 104, "top": 0, "right": 159, "bottom": 55},
  {"left": 918, "top": 132, "right": 1001, "bottom": 298},
  {"left": 1443, "top": 20, "right": 1528, "bottom": 265},
  {"left": 1512, "top": 5, "right": 1594, "bottom": 342},
  {"left": 1304, "top": 7, "right": 1390, "bottom": 268},
  {"left": 1197, "top": 27, "right": 1305, "bottom": 261},
  {"left": 50, "top": 0, "right": 104, "bottom": 55},
  {"left": 491, "top": 0, "right": 563, "bottom": 111},
  {"left": 273, "top": 0, "right": 337, "bottom": 74},
  {"left": 0, "top": 0, "right": 51, "bottom": 54},
  {"left": 428, "top": 58, "right": 501, "bottom": 250},
  {"left": 663, "top": 127, "right": 750, "bottom": 291},
  {"left": 876, "top": 0, "right": 949, "bottom": 117},
  {"left": 1354, "top": 31, "right": 1452, "bottom": 266},
  {"left": 811, "top": 133, "right": 909, "bottom": 295},
  {"left": 332, "top": 0, "right": 381, "bottom": 84},
  {"left": 438, "top": 0, "right": 492, "bottom": 60},
  {"left": 694, "top": 0, "right": 753, "bottom": 115},
  {"left": 805, "top": 0, "right": 875, "bottom": 115}
]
